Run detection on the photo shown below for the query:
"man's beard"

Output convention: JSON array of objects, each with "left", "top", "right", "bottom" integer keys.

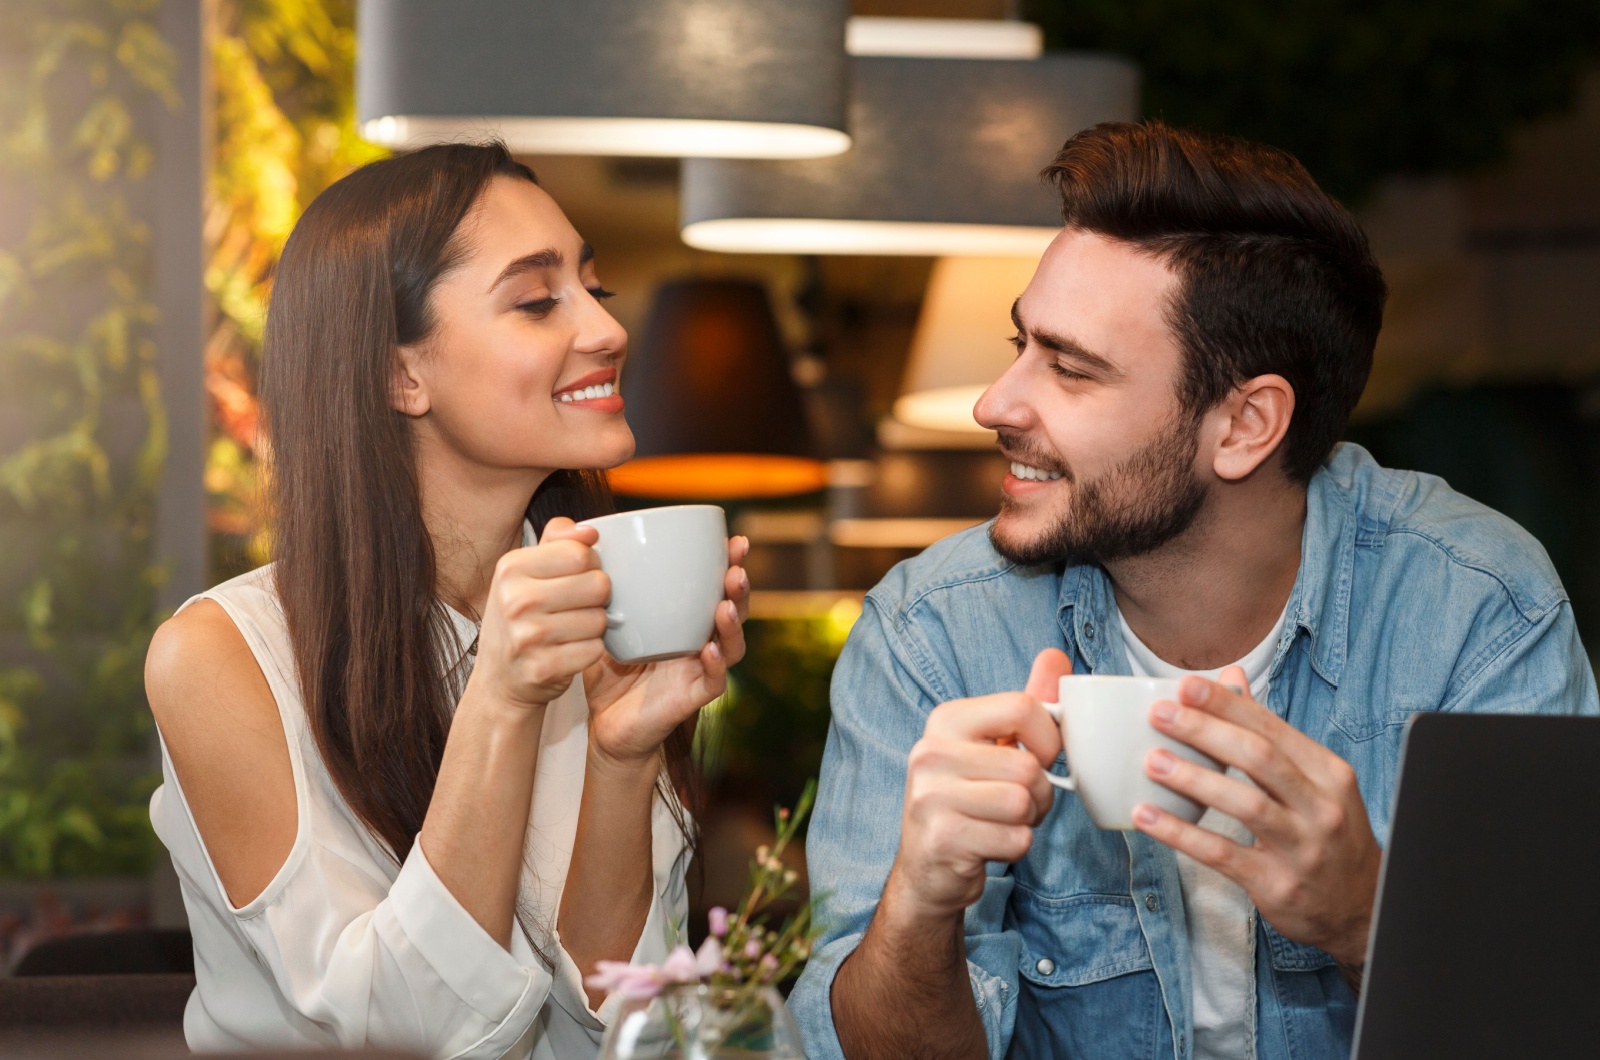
[{"left": 989, "top": 416, "right": 1208, "bottom": 567}]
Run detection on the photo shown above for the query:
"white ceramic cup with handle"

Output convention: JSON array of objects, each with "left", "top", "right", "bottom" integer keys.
[
  {"left": 1040, "top": 674, "right": 1224, "bottom": 830},
  {"left": 576, "top": 504, "right": 729, "bottom": 665}
]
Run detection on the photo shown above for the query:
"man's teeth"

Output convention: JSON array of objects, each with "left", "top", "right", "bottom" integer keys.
[
  {"left": 557, "top": 381, "right": 615, "bottom": 402},
  {"left": 1010, "top": 461, "right": 1063, "bottom": 482}
]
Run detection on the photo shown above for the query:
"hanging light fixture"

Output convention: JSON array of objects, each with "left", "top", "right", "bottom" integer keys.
[
  {"left": 893, "top": 255, "right": 1041, "bottom": 435},
  {"left": 607, "top": 279, "right": 827, "bottom": 501},
  {"left": 679, "top": 17, "right": 1138, "bottom": 255},
  {"left": 356, "top": 0, "right": 852, "bottom": 159}
]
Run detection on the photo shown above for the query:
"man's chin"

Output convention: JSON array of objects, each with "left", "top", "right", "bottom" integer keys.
[{"left": 989, "top": 507, "right": 1068, "bottom": 567}]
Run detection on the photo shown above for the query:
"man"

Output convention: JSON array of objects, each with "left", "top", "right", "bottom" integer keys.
[{"left": 788, "top": 121, "right": 1599, "bottom": 1060}]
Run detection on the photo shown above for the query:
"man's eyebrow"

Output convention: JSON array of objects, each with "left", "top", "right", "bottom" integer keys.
[
  {"left": 1010, "top": 298, "right": 1124, "bottom": 378},
  {"left": 488, "top": 242, "right": 593, "bottom": 292}
]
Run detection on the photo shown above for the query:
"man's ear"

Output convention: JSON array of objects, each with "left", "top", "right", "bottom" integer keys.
[
  {"left": 1212, "top": 374, "right": 1294, "bottom": 482},
  {"left": 390, "top": 344, "right": 430, "bottom": 418}
]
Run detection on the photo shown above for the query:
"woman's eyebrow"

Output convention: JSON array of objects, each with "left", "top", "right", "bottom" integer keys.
[{"left": 487, "top": 242, "right": 593, "bottom": 293}]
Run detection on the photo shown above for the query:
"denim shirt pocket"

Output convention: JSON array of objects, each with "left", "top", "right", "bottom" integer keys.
[
  {"left": 1260, "top": 918, "right": 1337, "bottom": 972},
  {"left": 1012, "top": 888, "right": 1155, "bottom": 986}
]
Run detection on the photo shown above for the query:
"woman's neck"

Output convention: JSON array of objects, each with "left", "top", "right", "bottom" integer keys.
[{"left": 414, "top": 436, "right": 549, "bottom": 619}]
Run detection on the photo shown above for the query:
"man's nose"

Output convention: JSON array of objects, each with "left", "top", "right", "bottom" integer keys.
[{"left": 974, "top": 361, "right": 1032, "bottom": 431}]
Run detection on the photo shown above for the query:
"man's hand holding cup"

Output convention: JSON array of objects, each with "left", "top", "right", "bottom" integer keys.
[{"left": 886, "top": 649, "right": 1073, "bottom": 921}]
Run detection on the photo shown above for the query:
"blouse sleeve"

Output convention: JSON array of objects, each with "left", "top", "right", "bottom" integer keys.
[
  {"left": 543, "top": 783, "right": 693, "bottom": 1035},
  {"left": 235, "top": 835, "right": 553, "bottom": 1060},
  {"left": 226, "top": 784, "right": 691, "bottom": 1058}
]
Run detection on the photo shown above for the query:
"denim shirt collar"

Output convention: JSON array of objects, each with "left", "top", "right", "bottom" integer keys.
[{"left": 1053, "top": 447, "right": 1378, "bottom": 693}]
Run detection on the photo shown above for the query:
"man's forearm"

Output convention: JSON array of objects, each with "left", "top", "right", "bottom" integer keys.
[{"left": 831, "top": 870, "right": 988, "bottom": 1060}]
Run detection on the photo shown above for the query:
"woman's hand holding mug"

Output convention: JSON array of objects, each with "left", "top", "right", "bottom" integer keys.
[
  {"left": 469, "top": 518, "right": 611, "bottom": 712},
  {"left": 578, "top": 507, "right": 749, "bottom": 769}
]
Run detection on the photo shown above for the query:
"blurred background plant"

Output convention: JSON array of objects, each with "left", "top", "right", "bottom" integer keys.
[
  {"left": 0, "top": 0, "right": 176, "bottom": 879},
  {"left": 204, "top": 0, "right": 384, "bottom": 580}
]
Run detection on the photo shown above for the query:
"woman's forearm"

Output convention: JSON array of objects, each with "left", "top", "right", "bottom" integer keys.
[
  {"left": 418, "top": 679, "right": 546, "bottom": 950},
  {"left": 559, "top": 744, "right": 658, "bottom": 1004}
]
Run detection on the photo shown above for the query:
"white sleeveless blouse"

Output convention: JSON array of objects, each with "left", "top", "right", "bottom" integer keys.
[{"left": 149, "top": 549, "right": 690, "bottom": 1059}]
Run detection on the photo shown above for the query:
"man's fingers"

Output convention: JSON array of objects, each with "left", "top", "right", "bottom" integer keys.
[
  {"left": 926, "top": 694, "right": 1062, "bottom": 768},
  {"left": 1144, "top": 748, "right": 1294, "bottom": 843},
  {"left": 1024, "top": 648, "right": 1073, "bottom": 701},
  {"left": 1177, "top": 672, "right": 1328, "bottom": 778},
  {"left": 1132, "top": 802, "right": 1262, "bottom": 890},
  {"left": 1150, "top": 698, "right": 1319, "bottom": 811},
  {"left": 920, "top": 780, "right": 1046, "bottom": 828}
]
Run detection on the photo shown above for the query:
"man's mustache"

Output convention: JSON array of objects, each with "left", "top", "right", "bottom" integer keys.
[{"left": 996, "top": 431, "right": 1073, "bottom": 481}]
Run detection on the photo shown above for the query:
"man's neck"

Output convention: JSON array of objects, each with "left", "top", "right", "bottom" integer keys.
[{"left": 1106, "top": 475, "right": 1306, "bottom": 671}]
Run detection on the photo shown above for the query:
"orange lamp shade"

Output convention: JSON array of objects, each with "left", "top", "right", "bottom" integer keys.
[
  {"left": 607, "top": 454, "right": 828, "bottom": 500},
  {"left": 615, "top": 279, "right": 823, "bottom": 500}
]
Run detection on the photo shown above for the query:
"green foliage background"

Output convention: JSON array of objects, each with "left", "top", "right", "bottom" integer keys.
[
  {"left": 1028, "top": 0, "right": 1600, "bottom": 202},
  {"left": 0, "top": 0, "right": 176, "bottom": 878}
]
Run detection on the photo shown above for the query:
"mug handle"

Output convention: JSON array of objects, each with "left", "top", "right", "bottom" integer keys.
[
  {"left": 605, "top": 610, "right": 625, "bottom": 630},
  {"left": 1036, "top": 699, "right": 1075, "bottom": 792}
]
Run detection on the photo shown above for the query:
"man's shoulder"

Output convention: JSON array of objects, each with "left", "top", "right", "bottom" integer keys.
[
  {"left": 851, "top": 522, "right": 1067, "bottom": 701},
  {"left": 1324, "top": 444, "right": 1566, "bottom": 620},
  {"left": 865, "top": 521, "right": 1055, "bottom": 623}
]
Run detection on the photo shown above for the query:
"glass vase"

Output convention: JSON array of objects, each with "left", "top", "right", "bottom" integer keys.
[{"left": 598, "top": 982, "right": 803, "bottom": 1060}]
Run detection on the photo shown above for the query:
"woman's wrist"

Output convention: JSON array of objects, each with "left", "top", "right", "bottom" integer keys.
[
  {"left": 585, "top": 737, "right": 662, "bottom": 788},
  {"left": 458, "top": 670, "right": 550, "bottom": 731}
]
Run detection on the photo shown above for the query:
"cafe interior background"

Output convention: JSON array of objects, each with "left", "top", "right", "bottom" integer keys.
[{"left": 1, "top": 0, "right": 1599, "bottom": 972}]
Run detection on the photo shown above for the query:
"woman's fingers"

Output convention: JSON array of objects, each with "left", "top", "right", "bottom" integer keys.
[{"left": 714, "top": 596, "right": 747, "bottom": 667}]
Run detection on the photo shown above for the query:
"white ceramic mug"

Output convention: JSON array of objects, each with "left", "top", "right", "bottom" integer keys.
[
  {"left": 1041, "top": 675, "right": 1223, "bottom": 830},
  {"left": 577, "top": 504, "right": 729, "bottom": 665}
]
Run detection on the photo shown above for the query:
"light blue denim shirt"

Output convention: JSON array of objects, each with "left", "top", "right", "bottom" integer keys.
[{"left": 789, "top": 444, "right": 1599, "bottom": 1060}]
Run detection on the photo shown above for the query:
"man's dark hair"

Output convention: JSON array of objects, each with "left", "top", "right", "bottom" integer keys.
[{"left": 1042, "top": 120, "right": 1387, "bottom": 483}]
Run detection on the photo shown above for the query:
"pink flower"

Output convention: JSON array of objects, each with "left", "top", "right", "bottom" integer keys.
[
  {"left": 659, "top": 945, "right": 700, "bottom": 983},
  {"left": 744, "top": 938, "right": 762, "bottom": 959},
  {"left": 695, "top": 937, "right": 724, "bottom": 977},
  {"left": 760, "top": 953, "right": 780, "bottom": 978},
  {"left": 585, "top": 961, "right": 667, "bottom": 1000},
  {"left": 708, "top": 906, "right": 730, "bottom": 937}
]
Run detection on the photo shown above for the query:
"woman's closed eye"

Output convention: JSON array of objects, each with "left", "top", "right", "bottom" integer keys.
[{"left": 516, "top": 287, "right": 617, "bottom": 318}]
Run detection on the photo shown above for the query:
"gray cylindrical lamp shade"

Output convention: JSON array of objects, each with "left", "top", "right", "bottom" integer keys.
[
  {"left": 681, "top": 53, "right": 1140, "bottom": 254},
  {"left": 357, "top": 0, "right": 851, "bottom": 159}
]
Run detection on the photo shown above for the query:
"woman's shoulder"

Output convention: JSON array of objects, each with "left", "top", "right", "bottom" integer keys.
[{"left": 147, "top": 573, "right": 301, "bottom": 910}]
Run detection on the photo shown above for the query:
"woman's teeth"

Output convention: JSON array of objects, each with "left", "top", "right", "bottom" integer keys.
[
  {"left": 1010, "top": 461, "right": 1063, "bottom": 482},
  {"left": 557, "top": 382, "right": 615, "bottom": 403}
]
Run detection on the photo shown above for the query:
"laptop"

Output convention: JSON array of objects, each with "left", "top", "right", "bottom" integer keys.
[{"left": 1352, "top": 713, "right": 1600, "bottom": 1059}]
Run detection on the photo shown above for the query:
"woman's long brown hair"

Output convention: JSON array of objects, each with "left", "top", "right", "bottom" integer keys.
[{"left": 261, "top": 142, "right": 698, "bottom": 868}]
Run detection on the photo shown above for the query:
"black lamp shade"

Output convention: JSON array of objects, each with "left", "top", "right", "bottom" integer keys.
[
  {"left": 610, "top": 279, "right": 824, "bottom": 500},
  {"left": 680, "top": 53, "right": 1140, "bottom": 254},
  {"left": 357, "top": 0, "right": 852, "bottom": 159}
]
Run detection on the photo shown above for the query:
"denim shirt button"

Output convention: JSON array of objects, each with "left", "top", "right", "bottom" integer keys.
[
  {"left": 1083, "top": 620, "right": 1096, "bottom": 640},
  {"left": 1144, "top": 892, "right": 1159, "bottom": 912},
  {"left": 1035, "top": 957, "right": 1056, "bottom": 976}
]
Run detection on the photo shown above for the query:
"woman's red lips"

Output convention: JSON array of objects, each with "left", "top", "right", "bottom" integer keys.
[{"left": 552, "top": 367, "right": 618, "bottom": 399}]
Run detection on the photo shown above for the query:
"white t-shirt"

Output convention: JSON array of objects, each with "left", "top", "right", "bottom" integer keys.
[{"left": 1117, "top": 603, "right": 1289, "bottom": 1060}]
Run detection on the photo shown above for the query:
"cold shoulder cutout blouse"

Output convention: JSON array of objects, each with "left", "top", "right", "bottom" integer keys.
[{"left": 149, "top": 534, "right": 690, "bottom": 1059}]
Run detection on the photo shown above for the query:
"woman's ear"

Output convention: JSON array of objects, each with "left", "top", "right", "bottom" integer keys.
[
  {"left": 389, "top": 345, "right": 431, "bottom": 418},
  {"left": 1213, "top": 374, "right": 1295, "bottom": 482}
]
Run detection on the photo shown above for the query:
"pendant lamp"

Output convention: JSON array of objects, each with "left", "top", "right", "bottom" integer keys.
[
  {"left": 893, "top": 256, "right": 1042, "bottom": 435},
  {"left": 679, "top": 19, "right": 1139, "bottom": 255},
  {"left": 607, "top": 279, "right": 826, "bottom": 500},
  {"left": 356, "top": 0, "right": 851, "bottom": 159}
]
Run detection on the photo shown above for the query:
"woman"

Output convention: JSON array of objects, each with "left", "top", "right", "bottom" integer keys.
[{"left": 144, "top": 142, "right": 748, "bottom": 1058}]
